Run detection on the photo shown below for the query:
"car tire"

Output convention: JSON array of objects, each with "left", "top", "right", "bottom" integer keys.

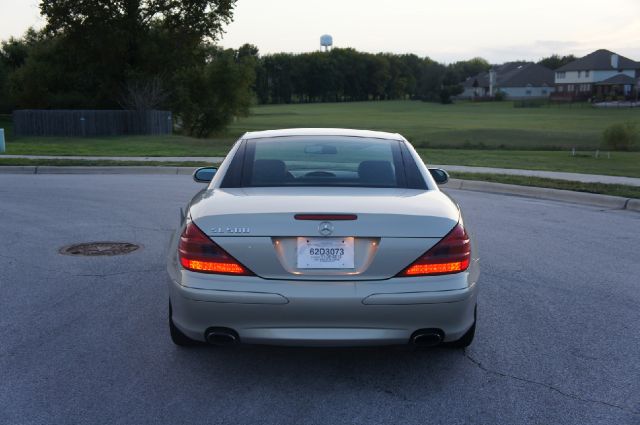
[
  {"left": 169, "top": 303, "right": 201, "bottom": 346},
  {"left": 444, "top": 305, "right": 476, "bottom": 348}
]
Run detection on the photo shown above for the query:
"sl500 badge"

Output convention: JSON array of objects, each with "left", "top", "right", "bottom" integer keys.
[{"left": 211, "top": 227, "right": 251, "bottom": 234}]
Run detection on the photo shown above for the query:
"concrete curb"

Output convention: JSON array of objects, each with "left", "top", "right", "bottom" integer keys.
[
  {"left": 0, "top": 166, "right": 637, "bottom": 212},
  {"left": 626, "top": 199, "right": 640, "bottom": 212}
]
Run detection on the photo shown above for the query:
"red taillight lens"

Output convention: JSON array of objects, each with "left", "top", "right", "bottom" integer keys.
[
  {"left": 397, "top": 223, "right": 471, "bottom": 277},
  {"left": 178, "top": 221, "right": 253, "bottom": 275}
]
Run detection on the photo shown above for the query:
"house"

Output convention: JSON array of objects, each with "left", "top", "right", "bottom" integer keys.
[
  {"left": 460, "top": 62, "right": 555, "bottom": 99},
  {"left": 554, "top": 49, "right": 640, "bottom": 100}
]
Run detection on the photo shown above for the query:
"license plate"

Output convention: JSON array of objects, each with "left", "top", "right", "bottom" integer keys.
[{"left": 296, "top": 237, "right": 355, "bottom": 269}]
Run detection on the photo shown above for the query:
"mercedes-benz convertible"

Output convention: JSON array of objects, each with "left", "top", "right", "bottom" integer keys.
[{"left": 167, "top": 128, "right": 479, "bottom": 348}]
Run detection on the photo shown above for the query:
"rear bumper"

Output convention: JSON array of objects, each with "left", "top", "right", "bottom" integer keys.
[{"left": 169, "top": 269, "right": 478, "bottom": 346}]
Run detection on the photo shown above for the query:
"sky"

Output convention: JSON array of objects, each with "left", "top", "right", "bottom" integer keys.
[{"left": 2, "top": 0, "right": 639, "bottom": 63}]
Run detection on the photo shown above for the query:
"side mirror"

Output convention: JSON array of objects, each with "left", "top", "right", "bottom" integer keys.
[
  {"left": 429, "top": 168, "right": 449, "bottom": 185},
  {"left": 193, "top": 166, "right": 217, "bottom": 183}
]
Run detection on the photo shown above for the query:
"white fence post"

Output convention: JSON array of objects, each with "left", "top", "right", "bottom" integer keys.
[{"left": 0, "top": 128, "right": 5, "bottom": 153}]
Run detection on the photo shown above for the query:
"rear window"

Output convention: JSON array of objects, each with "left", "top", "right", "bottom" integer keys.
[{"left": 225, "top": 136, "right": 426, "bottom": 189}]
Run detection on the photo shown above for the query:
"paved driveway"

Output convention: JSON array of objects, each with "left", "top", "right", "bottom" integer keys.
[{"left": 0, "top": 175, "right": 638, "bottom": 425}]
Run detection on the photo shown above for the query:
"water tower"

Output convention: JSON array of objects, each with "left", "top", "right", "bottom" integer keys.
[{"left": 320, "top": 34, "right": 333, "bottom": 52}]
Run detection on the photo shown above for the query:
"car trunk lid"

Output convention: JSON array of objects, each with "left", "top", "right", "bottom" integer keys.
[{"left": 190, "top": 187, "right": 459, "bottom": 280}]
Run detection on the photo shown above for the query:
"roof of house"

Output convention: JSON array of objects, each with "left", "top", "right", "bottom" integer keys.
[
  {"left": 594, "top": 74, "right": 637, "bottom": 86},
  {"left": 556, "top": 49, "right": 640, "bottom": 72},
  {"left": 463, "top": 62, "right": 555, "bottom": 88}
]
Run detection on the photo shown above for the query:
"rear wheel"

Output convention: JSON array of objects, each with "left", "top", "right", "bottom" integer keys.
[
  {"left": 169, "top": 303, "right": 201, "bottom": 346},
  {"left": 444, "top": 305, "right": 477, "bottom": 348}
]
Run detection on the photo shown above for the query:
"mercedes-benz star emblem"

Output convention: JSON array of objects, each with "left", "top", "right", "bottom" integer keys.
[{"left": 318, "top": 221, "right": 334, "bottom": 236}]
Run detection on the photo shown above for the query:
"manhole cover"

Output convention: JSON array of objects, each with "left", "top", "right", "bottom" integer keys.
[{"left": 60, "top": 242, "right": 140, "bottom": 256}]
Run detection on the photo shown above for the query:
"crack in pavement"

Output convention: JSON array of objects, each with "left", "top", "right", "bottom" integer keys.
[{"left": 462, "top": 350, "right": 639, "bottom": 416}]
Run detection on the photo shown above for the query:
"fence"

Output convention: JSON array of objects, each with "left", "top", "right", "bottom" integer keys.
[{"left": 12, "top": 110, "right": 172, "bottom": 137}]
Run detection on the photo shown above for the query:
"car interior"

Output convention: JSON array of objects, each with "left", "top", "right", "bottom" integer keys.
[{"left": 250, "top": 158, "right": 398, "bottom": 187}]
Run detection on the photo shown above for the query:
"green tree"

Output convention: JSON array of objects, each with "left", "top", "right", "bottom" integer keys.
[
  {"left": 398, "top": 54, "right": 423, "bottom": 99},
  {"left": 449, "top": 57, "right": 490, "bottom": 81},
  {"left": 0, "top": 29, "right": 49, "bottom": 112},
  {"left": 416, "top": 58, "right": 446, "bottom": 101},
  {"left": 366, "top": 54, "right": 391, "bottom": 100},
  {"left": 40, "top": 0, "right": 235, "bottom": 43},
  {"left": 253, "top": 50, "right": 475, "bottom": 105},
  {"left": 538, "top": 54, "right": 577, "bottom": 70},
  {"left": 0, "top": 61, "right": 9, "bottom": 113},
  {"left": 37, "top": 0, "right": 236, "bottom": 104},
  {"left": 173, "top": 47, "right": 254, "bottom": 137},
  {"left": 331, "top": 48, "right": 367, "bottom": 101}
]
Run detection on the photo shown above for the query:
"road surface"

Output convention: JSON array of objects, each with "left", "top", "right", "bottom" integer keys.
[{"left": 0, "top": 174, "right": 638, "bottom": 424}]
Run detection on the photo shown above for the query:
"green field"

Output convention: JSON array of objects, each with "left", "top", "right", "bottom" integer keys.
[
  {"left": 419, "top": 149, "right": 640, "bottom": 178},
  {"left": 230, "top": 101, "right": 640, "bottom": 150},
  {"left": 2, "top": 101, "right": 639, "bottom": 177}
]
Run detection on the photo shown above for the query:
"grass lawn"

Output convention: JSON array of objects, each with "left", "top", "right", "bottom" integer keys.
[
  {"left": 2, "top": 101, "right": 639, "bottom": 177},
  {"left": 450, "top": 172, "right": 640, "bottom": 199},
  {"left": 4, "top": 134, "right": 234, "bottom": 157},
  {"left": 229, "top": 100, "right": 640, "bottom": 150},
  {"left": 420, "top": 149, "right": 640, "bottom": 178}
]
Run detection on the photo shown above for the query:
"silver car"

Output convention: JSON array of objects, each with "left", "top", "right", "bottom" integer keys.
[{"left": 167, "top": 129, "right": 479, "bottom": 348}]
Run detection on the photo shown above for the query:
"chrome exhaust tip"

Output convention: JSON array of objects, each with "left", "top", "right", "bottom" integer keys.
[
  {"left": 411, "top": 329, "right": 444, "bottom": 347},
  {"left": 205, "top": 328, "right": 239, "bottom": 346}
]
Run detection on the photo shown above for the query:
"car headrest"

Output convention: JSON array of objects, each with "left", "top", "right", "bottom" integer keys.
[
  {"left": 358, "top": 160, "right": 395, "bottom": 186},
  {"left": 253, "top": 159, "right": 287, "bottom": 184}
]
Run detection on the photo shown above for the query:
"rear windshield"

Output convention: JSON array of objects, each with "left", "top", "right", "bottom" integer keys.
[{"left": 226, "top": 136, "right": 426, "bottom": 189}]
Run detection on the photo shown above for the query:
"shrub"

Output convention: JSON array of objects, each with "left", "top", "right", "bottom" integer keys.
[
  {"left": 602, "top": 122, "right": 639, "bottom": 151},
  {"left": 439, "top": 84, "right": 463, "bottom": 104},
  {"left": 494, "top": 91, "right": 506, "bottom": 101}
]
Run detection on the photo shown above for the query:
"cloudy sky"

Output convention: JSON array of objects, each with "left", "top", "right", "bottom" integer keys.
[{"left": 2, "top": 0, "right": 639, "bottom": 63}]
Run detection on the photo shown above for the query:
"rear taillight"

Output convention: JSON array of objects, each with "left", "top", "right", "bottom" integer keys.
[
  {"left": 178, "top": 220, "right": 254, "bottom": 275},
  {"left": 397, "top": 223, "right": 471, "bottom": 277}
]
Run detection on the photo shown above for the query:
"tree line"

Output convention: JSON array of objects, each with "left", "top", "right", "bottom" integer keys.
[
  {"left": 0, "top": 1, "right": 578, "bottom": 137},
  {"left": 253, "top": 50, "right": 491, "bottom": 104}
]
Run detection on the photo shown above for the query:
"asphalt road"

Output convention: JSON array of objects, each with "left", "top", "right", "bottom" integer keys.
[{"left": 1, "top": 174, "right": 638, "bottom": 425}]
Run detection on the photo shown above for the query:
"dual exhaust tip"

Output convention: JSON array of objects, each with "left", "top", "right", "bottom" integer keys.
[
  {"left": 205, "top": 327, "right": 239, "bottom": 346},
  {"left": 411, "top": 329, "right": 444, "bottom": 347}
]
